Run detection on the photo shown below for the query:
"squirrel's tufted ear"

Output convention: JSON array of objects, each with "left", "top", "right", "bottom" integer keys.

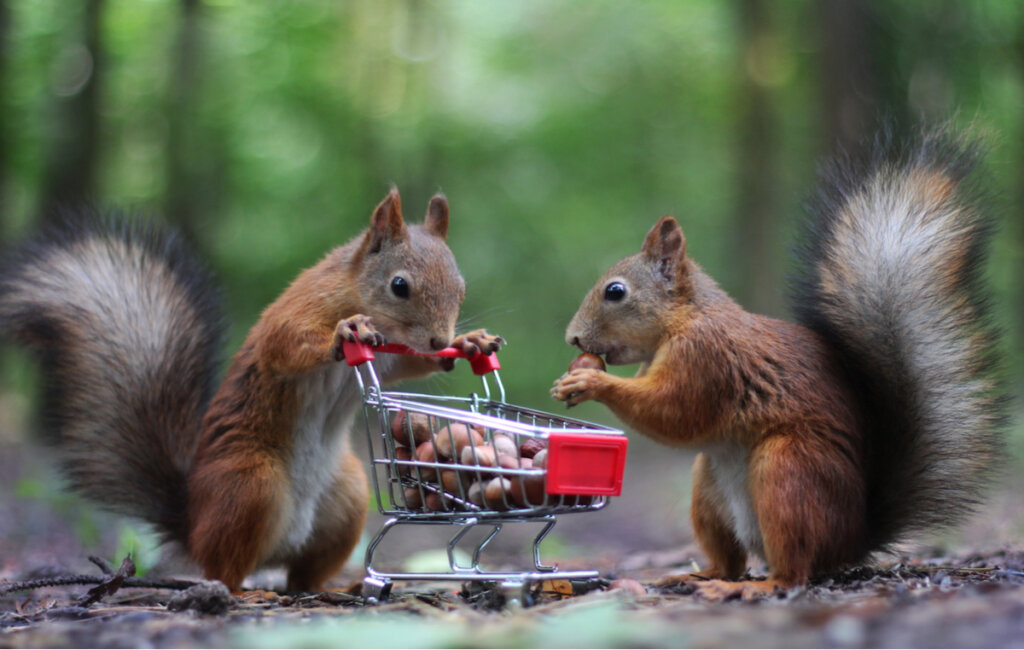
[
  {"left": 641, "top": 216, "right": 687, "bottom": 283},
  {"left": 366, "top": 187, "right": 408, "bottom": 254},
  {"left": 424, "top": 193, "right": 449, "bottom": 240}
]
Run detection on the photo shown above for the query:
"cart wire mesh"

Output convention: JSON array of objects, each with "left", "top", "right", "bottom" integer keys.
[{"left": 343, "top": 341, "right": 628, "bottom": 596}]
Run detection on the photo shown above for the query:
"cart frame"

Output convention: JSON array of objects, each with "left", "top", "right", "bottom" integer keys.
[{"left": 343, "top": 341, "right": 627, "bottom": 602}]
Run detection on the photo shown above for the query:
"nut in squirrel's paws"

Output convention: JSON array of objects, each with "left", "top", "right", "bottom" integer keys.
[
  {"left": 569, "top": 353, "right": 606, "bottom": 372},
  {"left": 551, "top": 369, "right": 605, "bottom": 407},
  {"left": 551, "top": 353, "right": 607, "bottom": 407}
]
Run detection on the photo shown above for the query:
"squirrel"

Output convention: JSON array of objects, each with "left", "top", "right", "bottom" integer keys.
[
  {"left": 551, "top": 130, "right": 1006, "bottom": 599},
  {"left": 0, "top": 188, "right": 502, "bottom": 593}
]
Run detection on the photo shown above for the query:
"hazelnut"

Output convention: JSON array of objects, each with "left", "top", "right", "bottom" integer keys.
[
  {"left": 569, "top": 352, "right": 606, "bottom": 372},
  {"left": 390, "top": 411, "right": 435, "bottom": 446},
  {"left": 432, "top": 423, "right": 483, "bottom": 460},
  {"left": 519, "top": 437, "right": 546, "bottom": 458}
]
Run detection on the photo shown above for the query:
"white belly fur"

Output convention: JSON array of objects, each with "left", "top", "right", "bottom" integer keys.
[
  {"left": 273, "top": 356, "right": 394, "bottom": 557},
  {"left": 704, "top": 442, "right": 764, "bottom": 559}
]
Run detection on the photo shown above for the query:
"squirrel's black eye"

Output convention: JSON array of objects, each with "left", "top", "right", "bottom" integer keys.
[
  {"left": 390, "top": 276, "right": 410, "bottom": 299},
  {"left": 604, "top": 281, "right": 627, "bottom": 302}
]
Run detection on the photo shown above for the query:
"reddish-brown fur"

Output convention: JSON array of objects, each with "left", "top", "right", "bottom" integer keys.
[
  {"left": 555, "top": 137, "right": 1005, "bottom": 599},
  {"left": 554, "top": 216, "right": 866, "bottom": 595},
  {"left": 185, "top": 189, "right": 499, "bottom": 592},
  {"left": 188, "top": 447, "right": 290, "bottom": 592}
]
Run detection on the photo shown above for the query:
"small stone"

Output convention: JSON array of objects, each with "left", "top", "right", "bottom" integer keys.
[{"left": 167, "top": 581, "right": 233, "bottom": 616}]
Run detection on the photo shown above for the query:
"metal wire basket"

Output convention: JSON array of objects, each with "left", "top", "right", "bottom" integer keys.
[{"left": 342, "top": 340, "right": 628, "bottom": 603}]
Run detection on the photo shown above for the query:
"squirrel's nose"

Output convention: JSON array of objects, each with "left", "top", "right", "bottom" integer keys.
[
  {"left": 570, "top": 336, "right": 581, "bottom": 348},
  {"left": 429, "top": 337, "right": 447, "bottom": 351}
]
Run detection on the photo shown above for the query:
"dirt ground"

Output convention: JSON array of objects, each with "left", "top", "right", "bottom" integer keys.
[
  {"left": 2, "top": 548, "right": 1024, "bottom": 648},
  {"left": 2, "top": 434, "right": 1024, "bottom": 648}
]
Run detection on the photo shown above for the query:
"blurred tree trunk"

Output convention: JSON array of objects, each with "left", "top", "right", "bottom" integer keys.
[
  {"left": 0, "top": 0, "right": 7, "bottom": 382},
  {"left": 164, "top": 0, "right": 205, "bottom": 243},
  {"left": 731, "top": 0, "right": 782, "bottom": 316},
  {"left": 815, "top": 0, "right": 879, "bottom": 153},
  {"left": 0, "top": 0, "right": 10, "bottom": 237},
  {"left": 39, "top": 0, "right": 105, "bottom": 219},
  {"left": 1017, "top": 16, "right": 1024, "bottom": 388}
]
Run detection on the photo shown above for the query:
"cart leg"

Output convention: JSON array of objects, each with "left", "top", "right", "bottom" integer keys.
[
  {"left": 447, "top": 521, "right": 503, "bottom": 572},
  {"left": 362, "top": 576, "right": 392, "bottom": 604},
  {"left": 532, "top": 518, "right": 559, "bottom": 572},
  {"left": 364, "top": 517, "right": 399, "bottom": 578},
  {"left": 444, "top": 518, "right": 483, "bottom": 571},
  {"left": 469, "top": 524, "right": 503, "bottom": 570}
]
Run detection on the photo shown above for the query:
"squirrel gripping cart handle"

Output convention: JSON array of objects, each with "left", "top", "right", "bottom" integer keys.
[
  {"left": 342, "top": 340, "right": 501, "bottom": 375},
  {"left": 343, "top": 339, "right": 504, "bottom": 402},
  {"left": 345, "top": 338, "right": 628, "bottom": 603}
]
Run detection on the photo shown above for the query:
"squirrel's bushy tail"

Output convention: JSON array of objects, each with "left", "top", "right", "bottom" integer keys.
[
  {"left": 0, "top": 207, "right": 224, "bottom": 543},
  {"left": 791, "top": 129, "right": 1005, "bottom": 551}
]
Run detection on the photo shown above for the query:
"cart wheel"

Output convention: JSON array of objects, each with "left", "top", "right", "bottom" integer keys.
[{"left": 362, "top": 576, "right": 392, "bottom": 605}]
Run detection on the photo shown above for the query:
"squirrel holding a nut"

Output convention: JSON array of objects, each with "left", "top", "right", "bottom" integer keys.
[
  {"left": 0, "top": 189, "right": 501, "bottom": 593},
  {"left": 552, "top": 131, "right": 1005, "bottom": 599}
]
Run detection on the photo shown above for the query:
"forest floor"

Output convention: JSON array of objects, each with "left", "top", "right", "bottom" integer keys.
[
  {"left": 3, "top": 436, "right": 1024, "bottom": 648},
  {"left": 2, "top": 547, "right": 1024, "bottom": 648}
]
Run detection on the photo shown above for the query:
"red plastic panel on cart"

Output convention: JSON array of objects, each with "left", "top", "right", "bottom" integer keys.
[
  {"left": 342, "top": 339, "right": 377, "bottom": 365},
  {"left": 544, "top": 431, "right": 628, "bottom": 496},
  {"left": 466, "top": 350, "right": 501, "bottom": 375}
]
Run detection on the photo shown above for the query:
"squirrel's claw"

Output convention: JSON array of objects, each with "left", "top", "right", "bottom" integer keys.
[
  {"left": 451, "top": 329, "right": 504, "bottom": 357},
  {"left": 335, "top": 314, "right": 386, "bottom": 352}
]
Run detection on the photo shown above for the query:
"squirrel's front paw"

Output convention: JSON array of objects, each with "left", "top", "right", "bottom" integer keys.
[
  {"left": 550, "top": 368, "right": 605, "bottom": 407},
  {"left": 333, "top": 314, "right": 385, "bottom": 360},
  {"left": 451, "top": 329, "right": 505, "bottom": 357},
  {"left": 441, "top": 330, "right": 504, "bottom": 372}
]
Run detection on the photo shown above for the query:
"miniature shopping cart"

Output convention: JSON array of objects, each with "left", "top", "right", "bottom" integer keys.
[{"left": 343, "top": 340, "right": 628, "bottom": 603}]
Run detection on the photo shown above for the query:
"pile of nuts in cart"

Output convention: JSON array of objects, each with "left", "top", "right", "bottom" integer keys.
[{"left": 389, "top": 411, "right": 592, "bottom": 511}]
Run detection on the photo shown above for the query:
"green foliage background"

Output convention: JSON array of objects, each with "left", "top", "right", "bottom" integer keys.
[
  {"left": 2, "top": 1, "right": 1021, "bottom": 415},
  {"left": 0, "top": 2, "right": 1022, "bottom": 569}
]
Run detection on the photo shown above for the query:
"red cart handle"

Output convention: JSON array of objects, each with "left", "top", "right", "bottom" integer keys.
[{"left": 341, "top": 339, "right": 501, "bottom": 376}]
